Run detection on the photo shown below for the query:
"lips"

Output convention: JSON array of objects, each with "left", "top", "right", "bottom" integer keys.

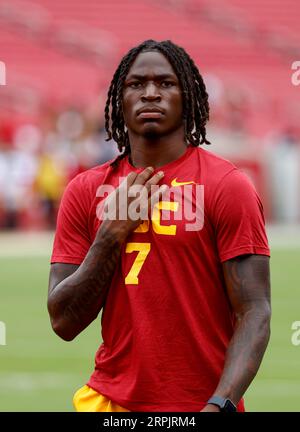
[{"left": 136, "top": 107, "right": 165, "bottom": 117}]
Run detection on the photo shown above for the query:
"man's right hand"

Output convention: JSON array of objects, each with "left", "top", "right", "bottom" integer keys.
[{"left": 99, "top": 166, "right": 166, "bottom": 243}]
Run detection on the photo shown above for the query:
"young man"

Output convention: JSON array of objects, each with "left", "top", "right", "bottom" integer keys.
[{"left": 48, "top": 40, "right": 271, "bottom": 412}]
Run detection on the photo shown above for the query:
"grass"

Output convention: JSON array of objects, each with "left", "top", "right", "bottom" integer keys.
[
  {"left": 245, "top": 249, "right": 300, "bottom": 411},
  {"left": 0, "top": 243, "right": 299, "bottom": 411},
  {"left": 0, "top": 255, "right": 100, "bottom": 411}
]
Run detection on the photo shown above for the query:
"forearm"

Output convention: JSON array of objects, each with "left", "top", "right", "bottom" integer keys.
[
  {"left": 48, "top": 222, "right": 126, "bottom": 340},
  {"left": 211, "top": 306, "right": 271, "bottom": 405}
]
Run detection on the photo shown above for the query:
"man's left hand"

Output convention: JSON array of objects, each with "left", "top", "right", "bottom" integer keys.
[{"left": 200, "top": 404, "right": 220, "bottom": 412}]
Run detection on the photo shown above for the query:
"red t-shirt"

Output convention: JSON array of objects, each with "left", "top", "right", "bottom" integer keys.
[{"left": 51, "top": 145, "right": 270, "bottom": 411}]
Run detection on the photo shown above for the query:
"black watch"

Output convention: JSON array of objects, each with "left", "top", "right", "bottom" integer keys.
[{"left": 207, "top": 396, "right": 237, "bottom": 412}]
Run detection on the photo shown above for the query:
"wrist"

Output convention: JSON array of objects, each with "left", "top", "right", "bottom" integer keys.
[
  {"left": 203, "top": 403, "right": 221, "bottom": 412},
  {"left": 207, "top": 396, "right": 237, "bottom": 412},
  {"left": 97, "top": 220, "right": 130, "bottom": 245}
]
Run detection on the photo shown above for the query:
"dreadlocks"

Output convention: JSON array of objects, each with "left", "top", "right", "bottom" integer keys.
[{"left": 104, "top": 39, "right": 210, "bottom": 168}]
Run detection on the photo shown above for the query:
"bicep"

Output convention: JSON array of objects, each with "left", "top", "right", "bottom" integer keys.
[
  {"left": 48, "top": 263, "right": 80, "bottom": 295},
  {"left": 222, "top": 254, "right": 271, "bottom": 319}
]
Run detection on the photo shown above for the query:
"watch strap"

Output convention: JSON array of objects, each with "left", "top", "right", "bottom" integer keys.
[{"left": 207, "top": 396, "right": 237, "bottom": 412}]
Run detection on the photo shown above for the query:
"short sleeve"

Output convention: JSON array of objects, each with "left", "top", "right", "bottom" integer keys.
[
  {"left": 51, "top": 174, "right": 92, "bottom": 264},
  {"left": 211, "top": 169, "right": 270, "bottom": 262}
]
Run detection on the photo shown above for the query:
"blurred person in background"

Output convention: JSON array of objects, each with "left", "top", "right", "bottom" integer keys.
[
  {"left": 0, "top": 122, "right": 39, "bottom": 229},
  {"left": 0, "top": 107, "right": 117, "bottom": 230},
  {"left": 34, "top": 151, "right": 66, "bottom": 229},
  {"left": 269, "top": 127, "right": 300, "bottom": 223},
  {"left": 48, "top": 40, "right": 271, "bottom": 413}
]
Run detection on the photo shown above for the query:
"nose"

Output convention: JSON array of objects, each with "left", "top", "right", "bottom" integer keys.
[{"left": 141, "top": 82, "right": 161, "bottom": 101}]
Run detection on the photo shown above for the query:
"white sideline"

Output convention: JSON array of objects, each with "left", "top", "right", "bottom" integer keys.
[{"left": 0, "top": 225, "right": 299, "bottom": 257}]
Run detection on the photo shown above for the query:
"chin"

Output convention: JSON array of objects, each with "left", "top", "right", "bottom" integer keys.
[
  {"left": 141, "top": 123, "right": 163, "bottom": 139},
  {"left": 143, "top": 130, "right": 160, "bottom": 140}
]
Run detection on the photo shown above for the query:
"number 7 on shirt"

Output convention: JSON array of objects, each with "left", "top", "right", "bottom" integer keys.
[{"left": 125, "top": 243, "right": 151, "bottom": 285}]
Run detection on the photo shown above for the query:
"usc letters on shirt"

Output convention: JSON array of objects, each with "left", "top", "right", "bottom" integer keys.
[{"left": 51, "top": 145, "right": 270, "bottom": 412}]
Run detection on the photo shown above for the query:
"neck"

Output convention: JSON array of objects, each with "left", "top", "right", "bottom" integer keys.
[{"left": 127, "top": 127, "right": 187, "bottom": 169}]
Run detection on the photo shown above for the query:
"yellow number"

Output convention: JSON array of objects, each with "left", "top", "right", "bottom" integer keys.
[
  {"left": 134, "top": 220, "right": 150, "bottom": 233},
  {"left": 125, "top": 242, "right": 151, "bottom": 285},
  {"left": 152, "top": 201, "right": 179, "bottom": 235},
  {"left": 125, "top": 201, "right": 179, "bottom": 284}
]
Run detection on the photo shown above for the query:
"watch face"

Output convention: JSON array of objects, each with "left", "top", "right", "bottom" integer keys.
[{"left": 224, "top": 399, "right": 237, "bottom": 412}]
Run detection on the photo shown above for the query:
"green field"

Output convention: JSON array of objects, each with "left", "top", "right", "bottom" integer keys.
[{"left": 0, "top": 233, "right": 300, "bottom": 411}]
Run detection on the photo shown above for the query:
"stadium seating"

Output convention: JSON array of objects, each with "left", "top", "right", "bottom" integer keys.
[{"left": 0, "top": 0, "right": 299, "bottom": 136}]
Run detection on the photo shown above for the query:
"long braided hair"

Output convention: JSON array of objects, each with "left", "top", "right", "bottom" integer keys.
[{"left": 104, "top": 40, "right": 210, "bottom": 168}]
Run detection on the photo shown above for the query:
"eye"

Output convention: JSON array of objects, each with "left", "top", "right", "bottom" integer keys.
[
  {"left": 129, "top": 81, "right": 142, "bottom": 89},
  {"left": 161, "top": 81, "right": 175, "bottom": 88}
]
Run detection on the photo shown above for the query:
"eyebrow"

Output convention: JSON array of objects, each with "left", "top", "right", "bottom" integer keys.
[{"left": 125, "top": 73, "right": 178, "bottom": 81}]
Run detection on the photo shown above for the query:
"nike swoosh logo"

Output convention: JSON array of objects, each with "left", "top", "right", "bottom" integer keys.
[{"left": 171, "top": 178, "right": 196, "bottom": 187}]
